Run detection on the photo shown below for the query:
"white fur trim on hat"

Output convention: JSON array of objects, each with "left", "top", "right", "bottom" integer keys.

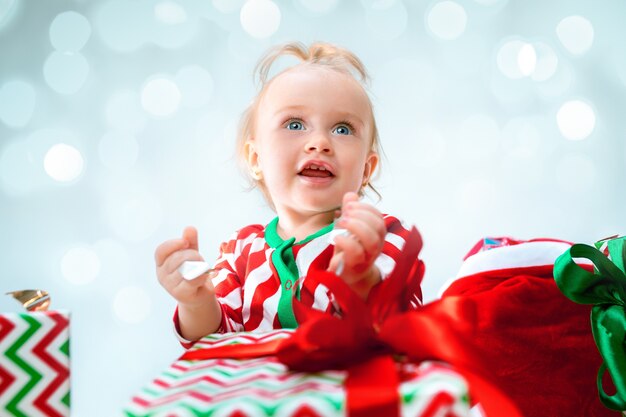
[{"left": 438, "top": 240, "right": 593, "bottom": 297}]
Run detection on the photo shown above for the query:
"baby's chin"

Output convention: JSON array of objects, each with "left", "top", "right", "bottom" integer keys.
[{"left": 299, "top": 204, "right": 342, "bottom": 218}]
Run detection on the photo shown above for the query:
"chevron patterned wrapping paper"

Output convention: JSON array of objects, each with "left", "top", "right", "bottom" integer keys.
[
  {"left": 0, "top": 310, "right": 70, "bottom": 417},
  {"left": 125, "top": 330, "right": 471, "bottom": 417}
]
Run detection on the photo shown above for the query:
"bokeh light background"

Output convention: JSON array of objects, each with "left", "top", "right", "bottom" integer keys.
[{"left": 1, "top": 0, "right": 625, "bottom": 414}]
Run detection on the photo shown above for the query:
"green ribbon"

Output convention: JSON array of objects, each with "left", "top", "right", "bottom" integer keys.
[{"left": 553, "top": 236, "right": 626, "bottom": 411}]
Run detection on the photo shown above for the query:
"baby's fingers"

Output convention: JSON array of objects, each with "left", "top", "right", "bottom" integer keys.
[
  {"left": 155, "top": 238, "right": 189, "bottom": 267},
  {"left": 182, "top": 226, "right": 199, "bottom": 251},
  {"left": 342, "top": 191, "right": 360, "bottom": 207},
  {"left": 162, "top": 249, "right": 205, "bottom": 276},
  {"left": 328, "top": 251, "right": 345, "bottom": 275},
  {"left": 166, "top": 270, "right": 218, "bottom": 306},
  {"left": 337, "top": 214, "right": 384, "bottom": 255},
  {"left": 334, "top": 234, "right": 365, "bottom": 263},
  {"left": 343, "top": 199, "right": 382, "bottom": 218},
  {"left": 176, "top": 269, "right": 217, "bottom": 291}
]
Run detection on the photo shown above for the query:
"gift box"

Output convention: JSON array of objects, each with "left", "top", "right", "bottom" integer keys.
[
  {"left": 554, "top": 234, "right": 626, "bottom": 412},
  {"left": 441, "top": 235, "right": 616, "bottom": 417},
  {"left": 124, "top": 329, "right": 472, "bottom": 417},
  {"left": 126, "top": 227, "right": 521, "bottom": 417},
  {"left": 0, "top": 310, "right": 70, "bottom": 417}
]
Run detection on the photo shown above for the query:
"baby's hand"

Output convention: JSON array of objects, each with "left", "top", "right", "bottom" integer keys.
[
  {"left": 155, "top": 226, "right": 217, "bottom": 307},
  {"left": 328, "top": 192, "right": 386, "bottom": 297}
]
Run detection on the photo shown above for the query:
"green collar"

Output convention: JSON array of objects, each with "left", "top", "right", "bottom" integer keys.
[
  {"left": 265, "top": 216, "right": 335, "bottom": 329},
  {"left": 265, "top": 216, "right": 335, "bottom": 248}
]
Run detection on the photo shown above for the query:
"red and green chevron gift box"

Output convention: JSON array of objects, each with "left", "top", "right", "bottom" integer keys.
[
  {"left": 125, "top": 330, "right": 471, "bottom": 417},
  {"left": 0, "top": 310, "right": 70, "bottom": 417}
]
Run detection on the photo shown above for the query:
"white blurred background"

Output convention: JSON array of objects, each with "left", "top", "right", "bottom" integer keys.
[{"left": 0, "top": 0, "right": 624, "bottom": 415}]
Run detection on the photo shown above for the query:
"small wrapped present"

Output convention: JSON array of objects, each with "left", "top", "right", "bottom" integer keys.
[
  {"left": 554, "top": 235, "right": 626, "bottom": 412},
  {"left": 0, "top": 310, "right": 71, "bottom": 417},
  {"left": 126, "top": 228, "right": 522, "bottom": 417},
  {"left": 125, "top": 330, "right": 472, "bottom": 417},
  {"left": 439, "top": 236, "right": 617, "bottom": 417}
]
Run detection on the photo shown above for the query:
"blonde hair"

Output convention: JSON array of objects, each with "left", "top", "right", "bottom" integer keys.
[{"left": 236, "top": 41, "right": 381, "bottom": 206}]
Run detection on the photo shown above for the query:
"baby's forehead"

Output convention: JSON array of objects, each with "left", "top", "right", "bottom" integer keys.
[
  {"left": 261, "top": 64, "right": 372, "bottom": 110},
  {"left": 270, "top": 64, "right": 364, "bottom": 89}
]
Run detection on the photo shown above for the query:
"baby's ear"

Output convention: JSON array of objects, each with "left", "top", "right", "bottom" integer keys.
[
  {"left": 244, "top": 140, "right": 263, "bottom": 180},
  {"left": 362, "top": 152, "right": 379, "bottom": 185}
]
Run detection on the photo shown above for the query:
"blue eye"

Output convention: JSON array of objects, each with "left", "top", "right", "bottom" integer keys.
[
  {"left": 286, "top": 120, "right": 304, "bottom": 130},
  {"left": 333, "top": 124, "right": 352, "bottom": 135}
]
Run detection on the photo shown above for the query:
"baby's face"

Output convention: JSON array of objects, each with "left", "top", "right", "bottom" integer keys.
[{"left": 248, "top": 65, "right": 377, "bottom": 218}]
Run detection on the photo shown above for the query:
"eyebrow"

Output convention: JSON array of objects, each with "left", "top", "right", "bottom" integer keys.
[{"left": 273, "top": 105, "right": 306, "bottom": 117}]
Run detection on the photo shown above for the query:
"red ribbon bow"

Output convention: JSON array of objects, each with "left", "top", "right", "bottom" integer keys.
[{"left": 182, "top": 227, "right": 524, "bottom": 417}]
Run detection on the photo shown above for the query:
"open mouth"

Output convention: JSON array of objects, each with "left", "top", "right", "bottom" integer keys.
[{"left": 298, "top": 163, "right": 335, "bottom": 178}]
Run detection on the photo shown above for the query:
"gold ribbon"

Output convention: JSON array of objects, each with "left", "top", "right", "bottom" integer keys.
[{"left": 6, "top": 289, "right": 50, "bottom": 311}]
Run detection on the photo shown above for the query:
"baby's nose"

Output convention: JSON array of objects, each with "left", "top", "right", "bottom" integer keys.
[{"left": 306, "top": 133, "right": 332, "bottom": 153}]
